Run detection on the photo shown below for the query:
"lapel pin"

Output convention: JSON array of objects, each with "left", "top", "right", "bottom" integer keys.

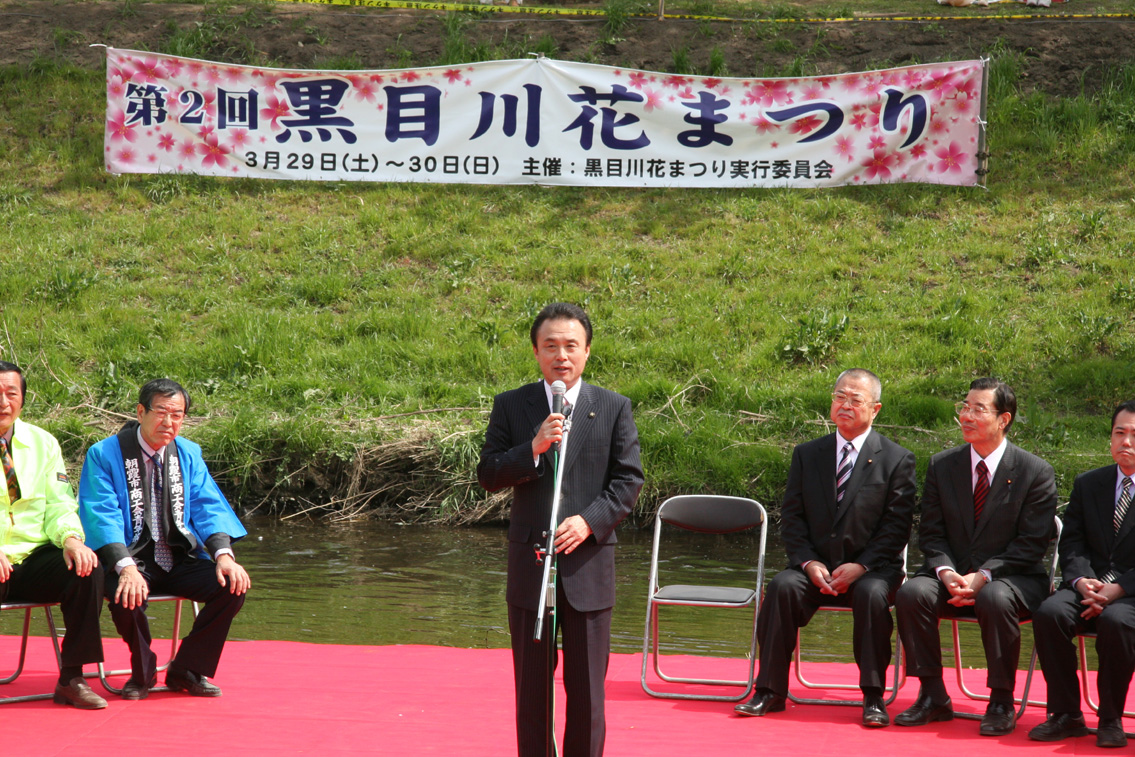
[
  {"left": 589, "top": 412, "right": 595, "bottom": 418},
  {"left": 867, "top": 459, "right": 873, "bottom": 464}
]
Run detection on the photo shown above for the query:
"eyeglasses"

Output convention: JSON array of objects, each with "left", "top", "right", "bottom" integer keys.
[
  {"left": 146, "top": 408, "right": 186, "bottom": 423},
  {"left": 831, "top": 392, "right": 871, "bottom": 409},
  {"left": 955, "top": 402, "right": 998, "bottom": 417}
]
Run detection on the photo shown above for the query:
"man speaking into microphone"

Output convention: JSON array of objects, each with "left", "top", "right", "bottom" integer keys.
[{"left": 478, "top": 302, "right": 644, "bottom": 757}]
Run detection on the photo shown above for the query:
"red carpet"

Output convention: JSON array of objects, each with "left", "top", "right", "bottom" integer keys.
[{"left": 0, "top": 634, "right": 1123, "bottom": 756}]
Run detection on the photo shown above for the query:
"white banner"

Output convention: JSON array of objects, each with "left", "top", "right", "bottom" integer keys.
[{"left": 105, "top": 49, "right": 987, "bottom": 188}]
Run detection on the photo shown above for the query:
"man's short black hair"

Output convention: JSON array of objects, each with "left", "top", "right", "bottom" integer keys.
[
  {"left": 970, "top": 376, "right": 1017, "bottom": 432},
  {"left": 530, "top": 303, "right": 593, "bottom": 347},
  {"left": 138, "top": 378, "right": 191, "bottom": 414},
  {"left": 1112, "top": 399, "right": 1135, "bottom": 429},
  {"left": 0, "top": 361, "right": 27, "bottom": 400}
]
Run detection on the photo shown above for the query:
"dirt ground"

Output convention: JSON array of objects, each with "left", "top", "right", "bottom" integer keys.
[{"left": 1, "top": 1, "right": 1133, "bottom": 97}]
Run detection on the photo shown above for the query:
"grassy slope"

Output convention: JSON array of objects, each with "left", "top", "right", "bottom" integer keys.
[{"left": 0, "top": 9, "right": 1133, "bottom": 521}]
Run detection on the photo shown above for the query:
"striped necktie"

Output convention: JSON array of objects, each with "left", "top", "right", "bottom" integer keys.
[
  {"left": 150, "top": 452, "right": 174, "bottom": 571},
  {"left": 973, "top": 459, "right": 989, "bottom": 525},
  {"left": 836, "top": 442, "right": 854, "bottom": 503},
  {"left": 1100, "top": 477, "right": 1134, "bottom": 583},
  {"left": 0, "top": 437, "right": 19, "bottom": 506},
  {"left": 1115, "top": 476, "right": 1133, "bottom": 534}
]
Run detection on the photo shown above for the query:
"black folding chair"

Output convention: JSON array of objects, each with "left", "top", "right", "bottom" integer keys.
[{"left": 641, "top": 494, "right": 767, "bottom": 701}]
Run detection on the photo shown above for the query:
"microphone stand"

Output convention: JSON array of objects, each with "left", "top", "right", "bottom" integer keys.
[{"left": 533, "top": 413, "right": 571, "bottom": 757}]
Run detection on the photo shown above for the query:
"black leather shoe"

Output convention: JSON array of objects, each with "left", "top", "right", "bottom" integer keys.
[
  {"left": 979, "top": 701, "right": 1016, "bottom": 736},
  {"left": 121, "top": 674, "right": 158, "bottom": 700},
  {"left": 895, "top": 694, "right": 953, "bottom": 726},
  {"left": 1096, "top": 718, "right": 1128, "bottom": 748},
  {"left": 863, "top": 695, "right": 890, "bottom": 727},
  {"left": 734, "top": 690, "right": 786, "bottom": 717},
  {"left": 53, "top": 677, "right": 108, "bottom": 710},
  {"left": 166, "top": 669, "right": 222, "bottom": 697},
  {"left": 1027, "top": 712, "right": 1088, "bottom": 742}
]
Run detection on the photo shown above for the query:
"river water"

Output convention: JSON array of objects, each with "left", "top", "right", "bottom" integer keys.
[
  {"left": 232, "top": 516, "right": 776, "bottom": 658},
  {"left": 3, "top": 516, "right": 1000, "bottom": 666}
]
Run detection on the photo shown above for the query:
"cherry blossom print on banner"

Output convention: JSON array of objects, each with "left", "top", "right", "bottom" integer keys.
[{"left": 104, "top": 49, "right": 988, "bottom": 188}]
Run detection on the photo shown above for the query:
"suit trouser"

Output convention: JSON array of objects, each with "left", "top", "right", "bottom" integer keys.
[
  {"left": 0, "top": 544, "right": 104, "bottom": 668},
  {"left": 106, "top": 555, "right": 245, "bottom": 683},
  {"left": 1033, "top": 588, "right": 1135, "bottom": 720},
  {"left": 754, "top": 567, "right": 900, "bottom": 695},
  {"left": 896, "top": 573, "right": 1045, "bottom": 692},
  {"left": 508, "top": 581, "right": 611, "bottom": 757}
]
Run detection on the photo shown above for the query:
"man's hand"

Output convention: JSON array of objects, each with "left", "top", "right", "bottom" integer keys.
[
  {"left": 943, "top": 570, "right": 985, "bottom": 606},
  {"left": 0, "top": 550, "right": 10, "bottom": 582},
  {"left": 554, "top": 515, "right": 592, "bottom": 555},
  {"left": 115, "top": 564, "right": 149, "bottom": 609},
  {"left": 62, "top": 536, "right": 98, "bottom": 577},
  {"left": 806, "top": 562, "right": 839, "bottom": 596},
  {"left": 216, "top": 553, "right": 251, "bottom": 594},
  {"left": 1079, "top": 578, "right": 1124, "bottom": 619},
  {"left": 531, "top": 413, "right": 566, "bottom": 458},
  {"left": 828, "top": 563, "right": 867, "bottom": 594}
]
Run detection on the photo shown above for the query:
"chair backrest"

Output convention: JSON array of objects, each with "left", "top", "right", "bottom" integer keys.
[
  {"left": 1048, "top": 515, "right": 1063, "bottom": 591},
  {"left": 657, "top": 495, "right": 765, "bottom": 534}
]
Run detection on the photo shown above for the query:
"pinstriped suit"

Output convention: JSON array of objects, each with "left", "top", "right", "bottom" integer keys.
[
  {"left": 1033, "top": 464, "right": 1135, "bottom": 720},
  {"left": 478, "top": 380, "right": 643, "bottom": 757},
  {"left": 896, "top": 442, "right": 1057, "bottom": 691}
]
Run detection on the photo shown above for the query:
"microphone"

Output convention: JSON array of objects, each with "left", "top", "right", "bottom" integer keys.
[
  {"left": 550, "top": 380, "right": 566, "bottom": 452},
  {"left": 551, "top": 380, "right": 566, "bottom": 416}
]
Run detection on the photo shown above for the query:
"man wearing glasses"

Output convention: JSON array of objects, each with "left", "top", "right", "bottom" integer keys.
[
  {"left": 895, "top": 377, "right": 1056, "bottom": 736},
  {"left": 78, "top": 378, "right": 249, "bottom": 700},
  {"left": 735, "top": 369, "right": 916, "bottom": 727}
]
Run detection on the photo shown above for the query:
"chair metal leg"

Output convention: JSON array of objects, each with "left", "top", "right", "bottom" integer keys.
[
  {"left": 0, "top": 604, "right": 62, "bottom": 704},
  {"left": 640, "top": 601, "right": 757, "bottom": 702},
  {"left": 788, "top": 618, "right": 906, "bottom": 707},
  {"left": 97, "top": 598, "right": 197, "bottom": 696},
  {"left": 950, "top": 619, "right": 1045, "bottom": 720},
  {"left": 0, "top": 608, "right": 34, "bottom": 685},
  {"left": 1077, "top": 634, "right": 1135, "bottom": 719}
]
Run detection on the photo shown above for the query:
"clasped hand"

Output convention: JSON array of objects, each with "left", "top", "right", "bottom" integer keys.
[
  {"left": 807, "top": 562, "right": 866, "bottom": 596},
  {"left": 1078, "top": 578, "right": 1124, "bottom": 619},
  {"left": 942, "top": 569, "right": 986, "bottom": 606}
]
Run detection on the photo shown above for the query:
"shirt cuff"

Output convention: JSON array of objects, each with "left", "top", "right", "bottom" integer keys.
[
  {"left": 935, "top": 565, "right": 955, "bottom": 579},
  {"left": 214, "top": 548, "right": 234, "bottom": 561},
  {"left": 979, "top": 568, "right": 992, "bottom": 583},
  {"left": 114, "top": 556, "right": 136, "bottom": 575}
]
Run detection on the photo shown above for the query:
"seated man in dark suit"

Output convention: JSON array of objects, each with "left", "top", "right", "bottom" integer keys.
[
  {"left": 895, "top": 377, "right": 1057, "bottom": 736},
  {"left": 78, "top": 378, "right": 250, "bottom": 700},
  {"left": 734, "top": 369, "right": 916, "bottom": 727},
  {"left": 1027, "top": 399, "right": 1135, "bottom": 748}
]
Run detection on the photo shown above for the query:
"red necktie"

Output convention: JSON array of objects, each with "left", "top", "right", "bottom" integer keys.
[{"left": 973, "top": 459, "right": 989, "bottom": 525}]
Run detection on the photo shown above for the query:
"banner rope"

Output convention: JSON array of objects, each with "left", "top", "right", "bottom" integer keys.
[{"left": 271, "top": 0, "right": 1135, "bottom": 24}]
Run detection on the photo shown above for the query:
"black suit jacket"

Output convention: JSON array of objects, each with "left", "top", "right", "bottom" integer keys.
[
  {"left": 1059, "top": 465, "right": 1135, "bottom": 595},
  {"left": 915, "top": 442, "right": 1056, "bottom": 594},
  {"left": 780, "top": 429, "right": 916, "bottom": 576},
  {"left": 478, "top": 380, "right": 644, "bottom": 613}
]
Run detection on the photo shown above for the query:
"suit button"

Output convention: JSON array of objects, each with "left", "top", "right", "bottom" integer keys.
[{"left": 830, "top": 532, "right": 837, "bottom": 538}]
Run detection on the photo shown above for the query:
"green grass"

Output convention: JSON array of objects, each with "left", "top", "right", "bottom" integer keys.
[{"left": 1, "top": 26, "right": 1134, "bottom": 523}]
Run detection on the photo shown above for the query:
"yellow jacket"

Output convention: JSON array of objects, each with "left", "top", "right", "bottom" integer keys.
[{"left": 0, "top": 418, "right": 83, "bottom": 565}]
